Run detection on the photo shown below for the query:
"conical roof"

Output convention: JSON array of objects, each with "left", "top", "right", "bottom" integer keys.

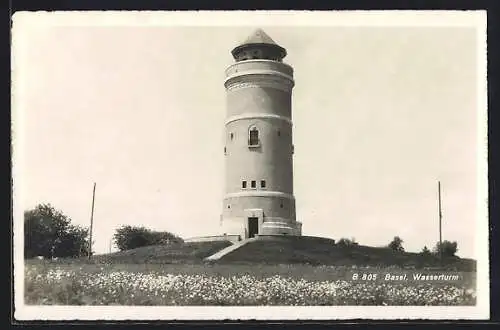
[
  {"left": 232, "top": 28, "right": 286, "bottom": 59},
  {"left": 242, "top": 28, "right": 279, "bottom": 46}
]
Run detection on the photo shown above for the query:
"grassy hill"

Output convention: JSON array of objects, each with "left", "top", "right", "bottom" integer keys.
[
  {"left": 67, "top": 235, "right": 478, "bottom": 271},
  {"left": 90, "top": 241, "right": 232, "bottom": 264},
  {"left": 215, "top": 236, "right": 475, "bottom": 271}
]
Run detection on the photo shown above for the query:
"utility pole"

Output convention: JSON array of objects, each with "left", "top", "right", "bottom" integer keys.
[
  {"left": 88, "top": 182, "right": 96, "bottom": 259},
  {"left": 438, "top": 181, "right": 443, "bottom": 263}
]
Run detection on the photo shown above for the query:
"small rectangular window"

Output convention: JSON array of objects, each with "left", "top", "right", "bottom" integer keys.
[
  {"left": 251, "top": 180, "right": 256, "bottom": 188},
  {"left": 249, "top": 129, "right": 259, "bottom": 146},
  {"left": 261, "top": 180, "right": 266, "bottom": 188},
  {"left": 242, "top": 181, "right": 247, "bottom": 189}
]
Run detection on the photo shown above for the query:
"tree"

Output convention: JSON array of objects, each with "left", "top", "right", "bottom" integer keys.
[
  {"left": 24, "top": 204, "right": 89, "bottom": 258},
  {"left": 55, "top": 225, "right": 90, "bottom": 257},
  {"left": 420, "top": 246, "right": 432, "bottom": 256},
  {"left": 433, "top": 240, "right": 458, "bottom": 257},
  {"left": 388, "top": 236, "right": 404, "bottom": 252},
  {"left": 113, "top": 225, "right": 183, "bottom": 251},
  {"left": 113, "top": 226, "right": 151, "bottom": 251}
]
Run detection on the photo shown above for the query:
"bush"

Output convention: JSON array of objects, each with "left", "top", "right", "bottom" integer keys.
[
  {"left": 113, "top": 225, "right": 183, "bottom": 251},
  {"left": 388, "top": 236, "right": 404, "bottom": 252},
  {"left": 337, "top": 237, "right": 357, "bottom": 248},
  {"left": 433, "top": 240, "right": 458, "bottom": 257},
  {"left": 24, "top": 204, "right": 89, "bottom": 258}
]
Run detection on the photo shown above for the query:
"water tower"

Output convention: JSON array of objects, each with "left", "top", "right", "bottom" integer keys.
[{"left": 220, "top": 29, "right": 302, "bottom": 239}]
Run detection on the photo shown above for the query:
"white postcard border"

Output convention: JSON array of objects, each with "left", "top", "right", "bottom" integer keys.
[{"left": 12, "top": 10, "right": 489, "bottom": 320}]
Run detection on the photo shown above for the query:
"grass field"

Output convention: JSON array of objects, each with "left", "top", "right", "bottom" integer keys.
[
  {"left": 24, "top": 239, "right": 477, "bottom": 306},
  {"left": 24, "top": 261, "right": 476, "bottom": 306}
]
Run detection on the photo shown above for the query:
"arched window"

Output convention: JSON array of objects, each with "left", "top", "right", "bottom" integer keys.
[{"left": 248, "top": 126, "right": 259, "bottom": 146}]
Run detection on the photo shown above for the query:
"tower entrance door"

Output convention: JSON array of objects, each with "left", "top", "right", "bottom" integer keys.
[{"left": 248, "top": 217, "right": 259, "bottom": 238}]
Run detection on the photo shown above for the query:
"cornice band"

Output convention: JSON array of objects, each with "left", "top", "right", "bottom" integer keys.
[
  {"left": 224, "top": 191, "right": 295, "bottom": 200},
  {"left": 225, "top": 113, "right": 292, "bottom": 126},
  {"left": 224, "top": 70, "right": 294, "bottom": 87},
  {"left": 226, "top": 80, "right": 292, "bottom": 93}
]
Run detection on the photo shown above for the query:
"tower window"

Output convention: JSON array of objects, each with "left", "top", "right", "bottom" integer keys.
[
  {"left": 277, "top": 130, "right": 281, "bottom": 137},
  {"left": 251, "top": 50, "right": 260, "bottom": 59},
  {"left": 230, "top": 132, "right": 234, "bottom": 140},
  {"left": 280, "top": 202, "right": 284, "bottom": 208},
  {"left": 249, "top": 127, "right": 259, "bottom": 146},
  {"left": 261, "top": 180, "right": 266, "bottom": 188},
  {"left": 242, "top": 181, "right": 247, "bottom": 189},
  {"left": 251, "top": 180, "right": 256, "bottom": 188},
  {"left": 224, "top": 146, "right": 227, "bottom": 154},
  {"left": 228, "top": 205, "right": 231, "bottom": 209}
]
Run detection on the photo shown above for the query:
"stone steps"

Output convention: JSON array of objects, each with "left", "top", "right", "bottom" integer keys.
[{"left": 204, "top": 237, "right": 257, "bottom": 261}]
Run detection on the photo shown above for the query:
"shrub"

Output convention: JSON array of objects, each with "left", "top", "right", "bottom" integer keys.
[
  {"left": 388, "top": 236, "right": 404, "bottom": 252},
  {"left": 113, "top": 225, "right": 183, "bottom": 251},
  {"left": 433, "top": 240, "right": 458, "bottom": 257},
  {"left": 337, "top": 237, "right": 357, "bottom": 248}
]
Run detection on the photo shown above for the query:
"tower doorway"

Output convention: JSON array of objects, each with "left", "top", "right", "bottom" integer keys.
[{"left": 248, "top": 217, "right": 259, "bottom": 238}]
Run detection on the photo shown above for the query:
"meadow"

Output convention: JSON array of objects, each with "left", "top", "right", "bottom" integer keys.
[{"left": 24, "top": 261, "right": 476, "bottom": 306}]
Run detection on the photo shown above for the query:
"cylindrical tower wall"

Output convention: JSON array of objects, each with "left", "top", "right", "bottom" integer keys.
[
  {"left": 226, "top": 87, "right": 292, "bottom": 119},
  {"left": 222, "top": 58, "right": 300, "bottom": 237},
  {"left": 224, "top": 119, "right": 293, "bottom": 194}
]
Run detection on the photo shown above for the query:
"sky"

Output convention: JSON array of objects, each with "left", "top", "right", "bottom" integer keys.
[{"left": 12, "top": 12, "right": 486, "bottom": 258}]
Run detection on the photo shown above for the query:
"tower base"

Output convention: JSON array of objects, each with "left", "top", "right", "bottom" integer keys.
[
  {"left": 221, "top": 215, "right": 302, "bottom": 239},
  {"left": 260, "top": 221, "right": 302, "bottom": 236}
]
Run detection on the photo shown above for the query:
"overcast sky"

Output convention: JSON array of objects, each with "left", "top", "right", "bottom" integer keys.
[{"left": 12, "top": 12, "right": 486, "bottom": 258}]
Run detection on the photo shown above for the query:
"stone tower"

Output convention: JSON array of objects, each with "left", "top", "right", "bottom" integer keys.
[{"left": 221, "top": 29, "right": 302, "bottom": 239}]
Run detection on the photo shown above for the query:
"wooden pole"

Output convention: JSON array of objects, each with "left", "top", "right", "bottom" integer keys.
[
  {"left": 88, "top": 182, "right": 96, "bottom": 259},
  {"left": 438, "top": 181, "right": 443, "bottom": 262}
]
